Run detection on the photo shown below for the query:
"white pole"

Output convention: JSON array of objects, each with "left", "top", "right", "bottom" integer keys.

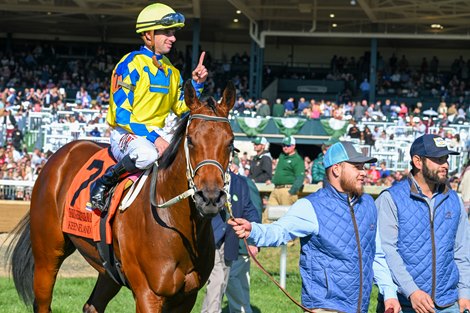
[{"left": 279, "top": 244, "right": 287, "bottom": 288}]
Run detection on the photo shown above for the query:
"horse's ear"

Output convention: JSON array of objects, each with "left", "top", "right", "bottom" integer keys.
[
  {"left": 220, "top": 81, "right": 236, "bottom": 115},
  {"left": 184, "top": 79, "right": 198, "bottom": 110}
]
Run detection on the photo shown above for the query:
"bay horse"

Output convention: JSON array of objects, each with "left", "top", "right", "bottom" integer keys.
[{"left": 7, "top": 80, "right": 236, "bottom": 313}]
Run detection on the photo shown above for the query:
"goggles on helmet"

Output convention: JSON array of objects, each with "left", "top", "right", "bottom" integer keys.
[{"left": 136, "top": 12, "right": 185, "bottom": 33}]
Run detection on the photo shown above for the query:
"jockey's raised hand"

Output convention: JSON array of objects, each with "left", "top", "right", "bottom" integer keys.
[{"left": 192, "top": 52, "right": 208, "bottom": 84}]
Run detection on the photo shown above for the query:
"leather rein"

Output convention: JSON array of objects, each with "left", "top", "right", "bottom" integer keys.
[{"left": 242, "top": 237, "right": 316, "bottom": 313}]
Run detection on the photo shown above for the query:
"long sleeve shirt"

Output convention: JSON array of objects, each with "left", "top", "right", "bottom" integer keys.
[
  {"left": 106, "top": 46, "right": 203, "bottom": 143},
  {"left": 248, "top": 198, "right": 398, "bottom": 299},
  {"left": 376, "top": 176, "right": 470, "bottom": 299},
  {"left": 272, "top": 151, "right": 305, "bottom": 194}
]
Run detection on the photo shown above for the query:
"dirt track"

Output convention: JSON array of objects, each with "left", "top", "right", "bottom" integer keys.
[
  {"left": 0, "top": 200, "right": 96, "bottom": 278},
  {"left": 0, "top": 200, "right": 30, "bottom": 233},
  {"left": 0, "top": 233, "right": 97, "bottom": 278}
]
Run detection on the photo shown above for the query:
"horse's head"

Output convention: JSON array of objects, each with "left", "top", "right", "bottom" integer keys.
[{"left": 183, "top": 80, "right": 235, "bottom": 217}]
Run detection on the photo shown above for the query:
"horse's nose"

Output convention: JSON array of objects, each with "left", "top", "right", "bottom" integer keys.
[{"left": 194, "top": 188, "right": 227, "bottom": 216}]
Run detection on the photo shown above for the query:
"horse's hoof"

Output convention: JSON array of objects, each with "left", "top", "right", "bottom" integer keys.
[{"left": 83, "top": 303, "right": 99, "bottom": 313}]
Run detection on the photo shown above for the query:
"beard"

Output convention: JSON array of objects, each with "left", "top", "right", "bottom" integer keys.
[
  {"left": 422, "top": 161, "right": 448, "bottom": 185},
  {"left": 340, "top": 173, "right": 364, "bottom": 197}
]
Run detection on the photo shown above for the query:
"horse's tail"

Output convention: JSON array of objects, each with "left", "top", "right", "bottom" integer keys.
[{"left": 4, "top": 213, "right": 34, "bottom": 306}]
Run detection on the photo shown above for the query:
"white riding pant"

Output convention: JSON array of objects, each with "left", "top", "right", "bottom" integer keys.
[{"left": 109, "top": 127, "right": 172, "bottom": 170}]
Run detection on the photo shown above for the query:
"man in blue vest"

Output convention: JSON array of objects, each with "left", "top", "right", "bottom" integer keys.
[
  {"left": 229, "top": 141, "right": 400, "bottom": 313},
  {"left": 376, "top": 134, "right": 470, "bottom": 313}
]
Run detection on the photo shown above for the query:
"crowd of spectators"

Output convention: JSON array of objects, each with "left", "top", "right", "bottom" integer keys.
[
  {"left": 0, "top": 145, "right": 48, "bottom": 200},
  {"left": 235, "top": 146, "right": 466, "bottom": 195},
  {"left": 0, "top": 41, "right": 469, "bottom": 201},
  {"left": 319, "top": 53, "right": 470, "bottom": 101}
]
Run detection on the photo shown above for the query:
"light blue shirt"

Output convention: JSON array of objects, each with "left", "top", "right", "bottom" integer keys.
[{"left": 249, "top": 198, "right": 398, "bottom": 300}]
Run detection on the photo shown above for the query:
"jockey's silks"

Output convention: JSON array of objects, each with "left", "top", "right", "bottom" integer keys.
[{"left": 106, "top": 46, "right": 203, "bottom": 143}]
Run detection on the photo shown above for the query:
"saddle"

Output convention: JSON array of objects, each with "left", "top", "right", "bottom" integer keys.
[
  {"left": 62, "top": 147, "right": 149, "bottom": 286},
  {"left": 62, "top": 148, "right": 141, "bottom": 243}
]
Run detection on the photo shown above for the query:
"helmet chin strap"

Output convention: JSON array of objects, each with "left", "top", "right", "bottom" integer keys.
[{"left": 150, "top": 30, "right": 162, "bottom": 69}]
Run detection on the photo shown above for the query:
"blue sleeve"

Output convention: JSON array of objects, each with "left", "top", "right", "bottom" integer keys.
[
  {"left": 373, "top": 216, "right": 399, "bottom": 300},
  {"left": 249, "top": 198, "right": 319, "bottom": 246},
  {"left": 177, "top": 79, "right": 204, "bottom": 101},
  {"left": 192, "top": 80, "right": 204, "bottom": 98},
  {"left": 146, "top": 130, "right": 160, "bottom": 143}
]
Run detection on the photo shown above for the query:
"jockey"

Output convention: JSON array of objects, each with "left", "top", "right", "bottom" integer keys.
[{"left": 90, "top": 3, "right": 208, "bottom": 211}]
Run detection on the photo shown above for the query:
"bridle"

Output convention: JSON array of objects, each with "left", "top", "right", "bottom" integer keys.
[
  {"left": 184, "top": 114, "right": 232, "bottom": 196},
  {"left": 152, "top": 113, "right": 232, "bottom": 212}
]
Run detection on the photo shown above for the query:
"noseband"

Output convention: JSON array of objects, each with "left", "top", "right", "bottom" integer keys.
[{"left": 154, "top": 114, "right": 232, "bottom": 211}]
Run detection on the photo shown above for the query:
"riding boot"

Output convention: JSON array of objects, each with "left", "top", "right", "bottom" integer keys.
[{"left": 90, "top": 155, "right": 137, "bottom": 212}]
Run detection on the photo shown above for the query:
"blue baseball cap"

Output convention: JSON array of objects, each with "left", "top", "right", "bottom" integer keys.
[
  {"left": 324, "top": 141, "right": 377, "bottom": 169},
  {"left": 410, "top": 134, "right": 459, "bottom": 158}
]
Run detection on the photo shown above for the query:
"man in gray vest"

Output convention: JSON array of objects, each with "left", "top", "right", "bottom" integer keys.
[{"left": 376, "top": 134, "right": 470, "bottom": 313}]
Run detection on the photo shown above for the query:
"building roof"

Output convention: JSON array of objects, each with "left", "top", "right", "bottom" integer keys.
[{"left": 1, "top": 0, "right": 470, "bottom": 47}]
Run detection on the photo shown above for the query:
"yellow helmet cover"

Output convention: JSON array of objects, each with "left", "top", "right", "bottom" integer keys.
[{"left": 136, "top": 3, "right": 185, "bottom": 33}]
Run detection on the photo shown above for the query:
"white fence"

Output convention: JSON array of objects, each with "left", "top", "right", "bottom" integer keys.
[
  {"left": 357, "top": 121, "right": 470, "bottom": 173},
  {"left": 0, "top": 180, "right": 34, "bottom": 200},
  {"left": 40, "top": 123, "right": 110, "bottom": 152}
]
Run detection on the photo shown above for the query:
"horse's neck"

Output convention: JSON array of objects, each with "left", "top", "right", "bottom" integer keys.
[
  {"left": 158, "top": 144, "right": 188, "bottom": 192},
  {"left": 154, "top": 144, "right": 200, "bottom": 225}
]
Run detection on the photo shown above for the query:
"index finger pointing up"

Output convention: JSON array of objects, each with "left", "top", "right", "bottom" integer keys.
[{"left": 198, "top": 51, "right": 205, "bottom": 67}]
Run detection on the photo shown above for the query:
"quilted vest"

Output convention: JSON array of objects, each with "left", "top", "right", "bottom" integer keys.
[
  {"left": 301, "top": 182, "right": 376, "bottom": 313},
  {"left": 387, "top": 178, "right": 460, "bottom": 307}
]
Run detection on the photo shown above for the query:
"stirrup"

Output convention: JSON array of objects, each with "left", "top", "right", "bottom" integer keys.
[{"left": 93, "top": 188, "right": 114, "bottom": 213}]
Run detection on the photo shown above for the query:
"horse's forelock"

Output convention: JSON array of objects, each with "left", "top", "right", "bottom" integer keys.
[
  {"left": 206, "top": 97, "right": 217, "bottom": 112},
  {"left": 198, "top": 95, "right": 217, "bottom": 113}
]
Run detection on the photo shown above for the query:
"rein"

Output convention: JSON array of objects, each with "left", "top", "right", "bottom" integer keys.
[
  {"left": 227, "top": 205, "right": 316, "bottom": 313},
  {"left": 242, "top": 237, "right": 316, "bottom": 313},
  {"left": 152, "top": 113, "right": 232, "bottom": 210}
]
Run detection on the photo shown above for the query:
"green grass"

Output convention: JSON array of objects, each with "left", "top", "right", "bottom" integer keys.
[{"left": 0, "top": 245, "right": 378, "bottom": 312}]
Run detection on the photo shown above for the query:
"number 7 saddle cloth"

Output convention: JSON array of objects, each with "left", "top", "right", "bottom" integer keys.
[{"left": 62, "top": 148, "right": 138, "bottom": 243}]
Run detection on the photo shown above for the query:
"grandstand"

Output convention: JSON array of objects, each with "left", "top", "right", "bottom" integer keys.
[{"left": 0, "top": 0, "right": 470, "bottom": 200}]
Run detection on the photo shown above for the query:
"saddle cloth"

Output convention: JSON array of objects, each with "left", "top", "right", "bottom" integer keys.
[{"left": 62, "top": 148, "right": 139, "bottom": 244}]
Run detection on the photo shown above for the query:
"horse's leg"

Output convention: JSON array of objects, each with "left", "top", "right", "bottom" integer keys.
[
  {"left": 134, "top": 291, "right": 165, "bottom": 313},
  {"left": 82, "top": 273, "right": 122, "bottom": 313},
  {"left": 163, "top": 294, "right": 198, "bottom": 313},
  {"left": 32, "top": 234, "right": 76, "bottom": 313},
  {"left": 134, "top": 291, "right": 197, "bottom": 313}
]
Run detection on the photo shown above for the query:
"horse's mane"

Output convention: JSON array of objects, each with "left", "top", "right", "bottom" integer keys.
[
  {"left": 159, "top": 96, "right": 218, "bottom": 170},
  {"left": 159, "top": 114, "right": 189, "bottom": 170}
]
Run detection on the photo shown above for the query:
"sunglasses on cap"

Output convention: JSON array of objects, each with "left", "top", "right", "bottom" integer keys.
[{"left": 144, "top": 12, "right": 185, "bottom": 28}]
